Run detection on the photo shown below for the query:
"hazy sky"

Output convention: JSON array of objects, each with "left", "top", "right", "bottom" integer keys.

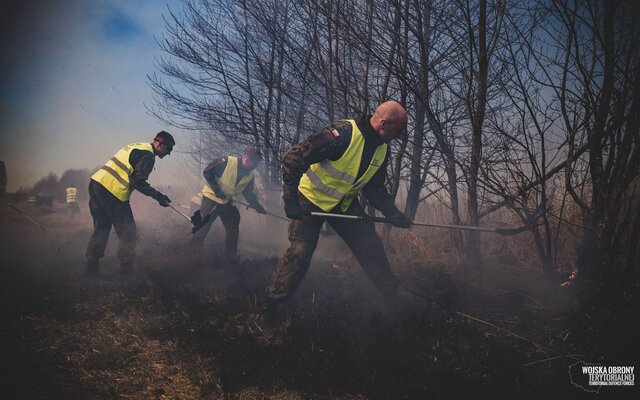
[{"left": 0, "top": 0, "right": 193, "bottom": 192}]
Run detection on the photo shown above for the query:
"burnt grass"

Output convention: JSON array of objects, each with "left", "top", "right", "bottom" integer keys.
[{"left": 1, "top": 204, "right": 638, "bottom": 399}]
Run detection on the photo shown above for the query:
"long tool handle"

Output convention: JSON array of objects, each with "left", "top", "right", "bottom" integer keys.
[
  {"left": 410, "top": 221, "right": 497, "bottom": 233},
  {"left": 168, "top": 204, "right": 193, "bottom": 222},
  {"left": 231, "top": 206, "right": 527, "bottom": 236},
  {"left": 310, "top": 211, "right": 389, "bottom": 223},
  {"left": 310, "top": 211, "right": 519, "bottom": 235},
  {"left": 231, "top": 199, "right": 289, "bottom": 222},
  {"left": 0, "top": 197, "right": 47, "bottom": 230}
]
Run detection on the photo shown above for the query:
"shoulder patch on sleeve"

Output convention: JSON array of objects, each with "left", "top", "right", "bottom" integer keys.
[{"left": 331, "top": 129, "right": 340, "bottom": 137}]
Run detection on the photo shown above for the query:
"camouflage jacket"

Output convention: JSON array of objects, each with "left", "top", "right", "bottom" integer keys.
[{"left": 282, "top": 114, "right": 400, "bottom": 217}]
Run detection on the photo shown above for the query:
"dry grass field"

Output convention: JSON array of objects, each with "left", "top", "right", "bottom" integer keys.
[{"left": 0, "top": 197, "right": 637, "bottom": 399}]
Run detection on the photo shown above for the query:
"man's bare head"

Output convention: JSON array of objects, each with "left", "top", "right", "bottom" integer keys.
[{"left": 370, "top": 101, "right": 408, "bottom": 142}]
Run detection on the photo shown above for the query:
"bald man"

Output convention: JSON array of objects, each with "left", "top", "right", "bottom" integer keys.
[{"left": 263, "top": 101, "right": 412, "bottom": 317}]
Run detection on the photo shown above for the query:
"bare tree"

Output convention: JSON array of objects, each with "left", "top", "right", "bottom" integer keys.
[
  {"left": 148, "top": 0, "right": 639, "bottom": 292},
  {"left": 479, "top": 1, "right": 564, "bottom": 275},
  {"left": 550, "top": 0, "right": 640, "bottom": 287}
]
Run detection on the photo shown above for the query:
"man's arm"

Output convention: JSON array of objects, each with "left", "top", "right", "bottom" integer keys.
[
  {"left": 240, "top": 179, "right": 266, "bottom": 213},
  {"left": 129, "top": 150, "right": 161, "bottom": 198},
  {"left": 362, "top": 155, "right": 412, "bottom": 229},
  {"left": 361, "top": 155, "right": 401, "bottom": 217},
  {"left": 241, "top": 179, "right": 259, "bottom": 206}
]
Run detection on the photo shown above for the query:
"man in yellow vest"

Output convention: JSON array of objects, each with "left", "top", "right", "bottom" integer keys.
[
  {"left": 262, "top": 101, "right": 412, "bottom": 319},
  {"left": 85, "top": 131, "right": 175, "bottom": 276},
  {"left": 191, "top": 147, "right": 267, "bottom": 267},
  {"left": 65, "top": 186, "right": 80, "bottom": 218}
]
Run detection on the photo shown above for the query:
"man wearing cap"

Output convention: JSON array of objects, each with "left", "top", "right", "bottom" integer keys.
[
  {"left": 85, "top": 131, "right": 175, "bottom": 276},
  {"left": 262, "top": 101, "right": 412, "bottom": 319},
  {"left": 191, "top": 147, "right": 267, "bottom": 268}
]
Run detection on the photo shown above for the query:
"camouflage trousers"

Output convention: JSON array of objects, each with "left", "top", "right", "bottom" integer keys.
[
  {"left": 85, "top": 180, "right": 136, "bottom": 267},
  {"left": 265, "top": 200, "right": 398, "bottom": 302},
  {"left": 191, "top": 197, "right": 240, "bottom": 263}
]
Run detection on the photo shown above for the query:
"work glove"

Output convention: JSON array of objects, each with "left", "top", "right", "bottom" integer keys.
[
  {"left": 156, "top": 192, "right": 171, "bottom": 207},
  {"left": 253, "top": 204, "right": 267, "bottom": 214},
  {"left": 389, "top": 211, "right": 412, "bottom": 228},
  {"left": 284, "top": 199, "right": 307, "bottom": 220}
]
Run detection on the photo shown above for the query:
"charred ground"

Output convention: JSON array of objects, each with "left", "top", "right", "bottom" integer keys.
[{"left": 1, "top": 201, "right": 637, "bottom": 399}]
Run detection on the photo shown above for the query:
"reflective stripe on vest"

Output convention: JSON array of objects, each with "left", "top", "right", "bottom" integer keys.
[
  {"left": 299, "top": 119, "right": 387, "bottom": 212},
  {"left": 65, "top": 187, "right": 77, "bottom": 203},
  {"left": 90, "top": 142, "right": 154, "bottom": 201},
  {"left": 202, "top": 156, "right": 255, "bottom": 204}
]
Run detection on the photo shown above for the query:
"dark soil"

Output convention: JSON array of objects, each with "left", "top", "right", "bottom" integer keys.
[{"left": 1, "top": 202, "right": 637, "bottom": 399}]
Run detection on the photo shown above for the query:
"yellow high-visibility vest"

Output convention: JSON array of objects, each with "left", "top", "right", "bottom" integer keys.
[
  {"left": 65, "top": 187, "right": 77, "bottom": 203},
  {"left": 91, "top": 142, "right": 154, "bottom": 201},
  {"left": 299, "top": 119, "right": 387, "bottom": 212},
  {"left": 202, "top": 156, "right": 254, "bottom": 204}
]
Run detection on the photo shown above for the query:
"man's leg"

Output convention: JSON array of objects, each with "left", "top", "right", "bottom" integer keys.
[
  {"left": 191, "top": 198, "right": 218, "bottom": 246},
  {"left": 110, "top": 201, "right": 137, "bottom": 273},
  {"left": 219, "top": 204, "right": 240, "bottom": 266},
  {"left": 328, "top": 205, "right": 398, "bottom": 298},
  {"left": 265, "top": 215, "right": 324, "bottom": 303},
  {"left": 85, "top": 182, "right": 112, "bottom": 275}
]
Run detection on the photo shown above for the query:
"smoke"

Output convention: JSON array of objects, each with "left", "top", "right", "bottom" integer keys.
[{"left": 1, "top": 182, "right": 419, "bottom": 323}]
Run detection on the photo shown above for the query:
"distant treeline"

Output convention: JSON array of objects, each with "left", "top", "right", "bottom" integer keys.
[{"left": 16, "top": 169, "right": 92, "bottom": 202}]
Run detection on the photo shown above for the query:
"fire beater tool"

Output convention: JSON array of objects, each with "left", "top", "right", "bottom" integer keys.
[
  {"left": 309, "top": 211, "right": 535, "bottom": 236},
  {"left": 0, "top": 197, "right": 47, "bottom": 231}
]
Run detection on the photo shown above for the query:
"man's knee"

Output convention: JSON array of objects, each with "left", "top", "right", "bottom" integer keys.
[
  {"left": 225, "top": 223, "right": 239, "bottom": 237},
  {"left": 287, "top": 239, "right": 316, "bottom": 264},
  {"left": 120, "top": 223, "right": 137, "bottom": 242}
]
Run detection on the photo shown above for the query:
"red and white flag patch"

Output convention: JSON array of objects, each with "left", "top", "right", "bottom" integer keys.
[{"left": 331, "top": 129, "right": 340, "bottom": 137}]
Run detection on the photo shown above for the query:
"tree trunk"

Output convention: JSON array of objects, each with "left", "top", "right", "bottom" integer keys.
[
  {"left": 405, "top": 102, "right": 426, "bottom": 220},
  {"left": 465, "top": 0, "right": 488, "bottom": 270}
]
